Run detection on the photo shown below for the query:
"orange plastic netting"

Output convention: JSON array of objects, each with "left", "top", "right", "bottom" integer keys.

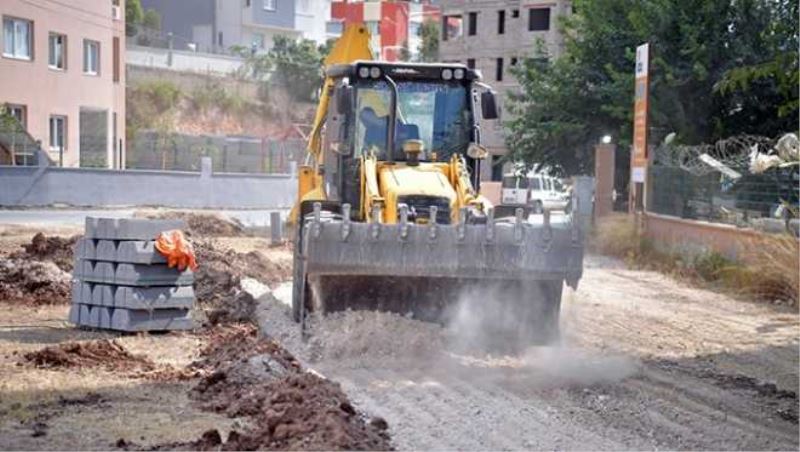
[{"left": 154, "top": 230, "right": 198, "bottom": 271}]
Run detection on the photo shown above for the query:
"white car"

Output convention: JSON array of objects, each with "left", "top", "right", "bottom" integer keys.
[{"left": 499, "top": 172, "right": 570, "bottom": 216}]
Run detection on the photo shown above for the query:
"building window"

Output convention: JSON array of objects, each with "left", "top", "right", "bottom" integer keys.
[
  {"left": 245, "top": 0, "right": 251, "bottom": 6},
  {"left": 466, "top": 58, "right": 475, "bottom": 69},
  {"left": 263, "top": 0, "right": 277, "bottom": 11},
  {"left": 495, "top": 57, "right": 503, "bottom": 81},
  {"left": 253, "top": 33, "right": 265, "bottom": 49},
  {"left": 511, "top": 9, "right": 519, "bottom": 18},
  {"left": 442, "top": 15, "right": 462, "bottom": 41},
  {"left": 510, "top": 57, "right": 518, "bottom": 66},
  {"left": 218, "top": 31, "right": 223, "bottom": 46},
  {"left": 6, "top": 104, "right": 26, "bottom": 127},
  {"left": 497, "top": 10, "right": 505, "bottom": 34},
  {"left": 529, "top": 8, "right": 550, "bottom": 31},
  {"left": 467, "top": 12, "right": 477, "bottom": 36},
  {"left": 49, "top": 115, "right": 66, "bottom": 151},
  {"left": 112, "top": 37, "right": 120, "bottom": 82},
  {"left": 83, "top": 39, "right": 100, "bottom": 75},
  {"left": 3, "top": 17, "right": 33, "bottom": 60},
  {"left": 48, "top": 33, "right": 66, "bottom": 70}
]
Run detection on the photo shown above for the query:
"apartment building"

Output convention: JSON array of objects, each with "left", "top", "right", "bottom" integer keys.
[
  {"left": 141, "top": 0, "right": 335, "bottom": 55},
  {"left": 331, "top": 0, "right": 439, "bottom": 61},
  {"left": 0, "top": 0, "right": 126, "bottom": 168},
  {"left": 438, "top": 0, "right": 572, "bottom": 180}
]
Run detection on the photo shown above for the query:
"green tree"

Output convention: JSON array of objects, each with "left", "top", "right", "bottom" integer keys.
[
  {"left": 125, "top": 0, "right": 144, "bottom": 37},
  {"left": 142, "top": 9, "right": 161, "bottom": 32},
  {"left": 506, "top": 0, "right": 799, "bottom": 175},
  {"left": 268, "top": 35, "right": 325, "bottom": 102},
  {"left": 418, "top": 19, "right": 439, "bottom": 62}
]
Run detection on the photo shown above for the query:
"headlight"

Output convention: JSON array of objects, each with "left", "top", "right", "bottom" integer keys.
[
  {"left": 358, "top": 66, "right": 370, "bottom": 78},
  {"left": 453, "top": 68, "right": 465, "bottom": 80},
  {"left": 441, "top": 68, "right": 453, "bottom": 80},
  {"left": 369, "top": 66, "right": 381, "bottom": 79}
]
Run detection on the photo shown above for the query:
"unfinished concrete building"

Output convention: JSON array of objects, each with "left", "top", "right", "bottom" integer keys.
[{"left": 438, "top": 0, "right": 573, "bottom": 181}]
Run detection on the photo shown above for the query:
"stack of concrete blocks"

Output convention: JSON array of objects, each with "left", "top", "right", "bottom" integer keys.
[{"left": 68, "top": 217, "right": 196, "bottom": 332}]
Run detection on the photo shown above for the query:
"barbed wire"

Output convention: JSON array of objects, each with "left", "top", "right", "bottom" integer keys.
[{"left": 654, "top": 134, "right": 796, "bottom": 176}]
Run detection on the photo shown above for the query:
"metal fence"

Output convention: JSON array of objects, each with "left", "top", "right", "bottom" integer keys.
[
  {"left": 127, "top": 130, "right": 305, "bottom": 174},
  {"left": 649, "top": 134, "right": 799, "bottom": 230}
]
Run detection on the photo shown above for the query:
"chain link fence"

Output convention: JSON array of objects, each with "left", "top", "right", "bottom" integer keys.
[
  {"left": 127, "top": 131, "right": 305, "bottom": 174},
  {"left": 649, "top": 134, "right": 799, "bottom": 232}
]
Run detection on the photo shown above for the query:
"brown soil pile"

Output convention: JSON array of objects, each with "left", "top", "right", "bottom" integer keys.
[
  {"left": 24, "top": 340, "right": 157, "bottom": 373},
  {"left": 193, "top": 242, "right": 290, "bottom": 325},
  {"left": 140, "top": 212, "right": 247, "bottom": 237},
  {"left": 162, "top": 324, "right": 392, "bottom": 450},
  {"left": 0, "top": 258, "right": 71, "bottom": 305},
  {"left": 10, "top": 232, "right": 80, "bottom": 272}
]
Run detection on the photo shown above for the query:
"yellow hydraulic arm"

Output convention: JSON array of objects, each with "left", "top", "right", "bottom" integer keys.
[{"left": 289, "top": 24, "right": 373, "bottom": 225}]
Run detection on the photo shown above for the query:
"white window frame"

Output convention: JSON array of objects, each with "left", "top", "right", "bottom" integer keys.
[
  {"left": 263, "top": 0, "right": 277, "bottom": 11},
  {"left": 7, "top": 104, "right": 26, "bottom": 127},
  {"left": 48, "top": 33, "right": 66, "bottom": 70},
  {"left": 3, "top": 16, "right": 33, "bottom": 60},
  {"left": 83, "top": 39, "right": 100, "bottom": 75},
  {"left": 49, "top": 115, "right": 67, "bottom": 151}
]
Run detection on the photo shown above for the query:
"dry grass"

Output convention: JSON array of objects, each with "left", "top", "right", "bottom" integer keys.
[{"left": 590, "top": 214, "right": 799, "bottom": 306}]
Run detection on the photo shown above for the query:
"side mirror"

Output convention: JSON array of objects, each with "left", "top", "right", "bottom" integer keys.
[
  {"left": 336, "top": 85, "right": 353, "bottom": 115},
  {"left": 480, "top": 91, "right": 499, "bottom": 120},
  {"left": 466, "top": 142, "right": 488, "bottom": 160}
]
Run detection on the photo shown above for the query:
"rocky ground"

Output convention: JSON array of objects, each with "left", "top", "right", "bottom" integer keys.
[
  {"left": 257, "top": 258, "right": 799, "bottom": 450},
  {"left": 0, "top": 217, "right": 388, "bottom": 451},
  {"left": 0, "top": 216, "right": 797, "bottom": 450}
]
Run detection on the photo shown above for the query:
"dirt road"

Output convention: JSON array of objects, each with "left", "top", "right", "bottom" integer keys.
[{"left": 258, "top": 255, "right": 799, "bottom": 450}]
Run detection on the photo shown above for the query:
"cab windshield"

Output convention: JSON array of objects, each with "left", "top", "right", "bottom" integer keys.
[{"left": 354, "top": 80, "right": 472, "bottom": 161}]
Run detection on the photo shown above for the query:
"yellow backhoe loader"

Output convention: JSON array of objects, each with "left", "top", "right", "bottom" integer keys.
[{"left": 289, "top": 24, "right": 584, "bottom": 344}]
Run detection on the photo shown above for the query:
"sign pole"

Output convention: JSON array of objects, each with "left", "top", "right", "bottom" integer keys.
[{"left": 631, "top": 42, "right": 650, "bottom": 213}]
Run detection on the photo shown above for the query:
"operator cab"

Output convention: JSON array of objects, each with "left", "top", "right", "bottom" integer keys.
[
  {"left": 321, "top": 61, "right": 498, "bottom": 219},
  {"left": 325, "top": 61, "right": 498, "bottom": 163}
]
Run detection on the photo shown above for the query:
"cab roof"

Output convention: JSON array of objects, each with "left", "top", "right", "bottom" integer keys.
[{"left": 327, "top": 60, "right": 483, "bottom": 82}]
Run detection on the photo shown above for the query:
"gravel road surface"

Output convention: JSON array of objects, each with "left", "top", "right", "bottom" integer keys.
[{"left": 257, "top": 255, "right": 799, "bottom": 450}]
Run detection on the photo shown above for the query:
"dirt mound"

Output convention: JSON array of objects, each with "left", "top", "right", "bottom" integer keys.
[
  {"left": 193, "top": 242, "right": 290, "bottom": 325},
  {"left": 140, "top": 212, "right": 246, "bottom": 237},
  {"left": 0, "top": 258, "right": 71, "bottom": 305},
  {"left": 169, "top": 324, "right": 392, "bottom": 450},
  {"left": 24, "top": 340, "right": 157, "bottom": 373},
  {"left": 10, "top": 232, "right": 79, "bottom": 272}
]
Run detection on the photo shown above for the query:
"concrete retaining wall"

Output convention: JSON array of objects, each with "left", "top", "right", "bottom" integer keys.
[
  {"left": 643, "top": 212, "right": 764, "bottom": 261},
  {"left": 0, "top": 159, "right": 296, "bottom": 209}
]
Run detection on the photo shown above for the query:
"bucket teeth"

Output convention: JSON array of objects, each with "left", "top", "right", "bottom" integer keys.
[
  {"left": 369, "top": 204, "right": 381, "bottom": 239},
  {"left": 486, "top": 207, "right": 495, "bottom": 243},
  {"left": 398, "top": 204, "right": 410, "bottom": 240},
  {"left": 457, "top": 207, "right": 467, "bottom": 241},
  {"left": 312, "top": 202, "right": 322, "bottom": 239},
  {"left": 341, "top": 203, "right": 351, "bottom": 241},
  {"left": 428, "top": 206, "right": 438, "bottom": 240}
]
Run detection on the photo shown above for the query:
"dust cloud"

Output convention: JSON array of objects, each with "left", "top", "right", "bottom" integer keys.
[{"left": 294, "top": 281, "right": 638, "bottom": 387}]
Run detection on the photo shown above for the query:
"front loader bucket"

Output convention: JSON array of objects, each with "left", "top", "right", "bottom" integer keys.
[{"left": 294, "top": 204, "right": 584, "bottom": 344}]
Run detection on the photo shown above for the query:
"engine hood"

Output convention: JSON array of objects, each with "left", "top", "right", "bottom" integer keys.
[{"left": 377, "top": 163, "right": 458, "bottom": 223}]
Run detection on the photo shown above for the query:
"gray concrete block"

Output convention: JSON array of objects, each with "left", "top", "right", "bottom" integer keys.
[
  {"left": 68, "top": 304, "right": 80, "bottom": 325},
  {"left": 88, "top": 306, "right": 100, "bottom": 328},
  {"left": 73, "top": 240, "right": 84, "bottom": 261},
  {"left": 115, "top": 263, "right": 194, "bottom": 286},
  {"left": 84, "top": 261, "right": 115, "bottom": 284},
  {"left": 96, "top": 240, "right": 118, "bottom": 261},
  {"left": 97, "top": 218, "right": 118, "bottom": 239},
  {"left": 91, "top": 284, "right": 114, "bottom": 306},
  {"left": 100, "top": 307, "right": 113, "bottom": 329},
  {"left": 111, "top": 308, "right": 194, "bottom": 332},
  {"left": 116, "top": 240, "right": 167, "bottom": 264},
  {"left": 71, "top": 280, "right": 82, "bottom": 304},
  {"left": 114, "top": 285, "right": 195, "bottom": 310},
  {"left": 85, "top": 217, "right": 99, "bottom": 238},
  {"left": 80, "top": 282, "right": 93, "bottom": 304},
  {"left": 75, "top": 238, "right": 97, "bottom": 260},
  {"left": 115, "top": 218, "right": 186, "bottom": 240},
  {"left": 72, "top": 258, "right": 83, "bottom": 278},
  {"left": 79, "top": 304, "right": 91, "bottom": 326}
]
